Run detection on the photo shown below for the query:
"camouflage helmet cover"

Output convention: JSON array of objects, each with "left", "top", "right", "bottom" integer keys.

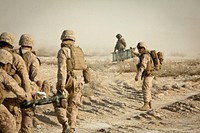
[
  {"left": 60, "top": 30, "right": 75, "bottom": 41},
  {"left": 116, "top": 34, "right": 122, "bottom": 38},
  {"left": 19, "top": 34, "right": 34, "bottom": 47},
  {"left": 137, "top": 42, "right": 147, "bottom": 49},
  {"left": 0, "top": 49, "right": 13, "bottom": 64},
  {"left": 0, "top": 32, "right": 15, "bottom": 47}
]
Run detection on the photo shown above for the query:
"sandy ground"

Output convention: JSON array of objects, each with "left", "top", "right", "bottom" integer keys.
[{"left": 32, "top": 56, "right": 200, "bottom": 133}]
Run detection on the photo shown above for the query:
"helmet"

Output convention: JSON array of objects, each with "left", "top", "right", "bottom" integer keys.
[
  {"left": 0, "top": 32, "right": 15, "bottom": 47},
  {"left": 0, "top": 49, "right": 13, "bottom": 65},
  {"left": 137, "top": 42, "right": 147, "bottom": 49},
  {"left": 19, "top": 34, "right": 34, "bottom": 47},
  {"left": 116, "top": 34, "right": 122, "bottom": 38},
  {"left": 60, "top": 30, "right": 75, "bottom": 41}
]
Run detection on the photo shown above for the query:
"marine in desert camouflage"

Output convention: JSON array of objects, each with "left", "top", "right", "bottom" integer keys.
[
  {"left": 0, "top": 49, "right": 32, "bottom": 133},
  {"left": 132, "top": 42, "right": 155, "bottom": 111},
  {"left": 54, "top": 30, "right": 90, "bottom": 133},
  {"left": 0, "top": 32, "right": 32, "bottom": 132}
]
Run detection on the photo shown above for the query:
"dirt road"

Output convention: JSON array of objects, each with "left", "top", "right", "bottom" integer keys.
[{"left": 33, "top": 57, "right": 200, "bottom": 133}]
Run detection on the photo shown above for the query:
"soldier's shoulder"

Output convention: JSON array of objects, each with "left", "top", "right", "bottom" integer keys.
[
  {"left": 120, "top": 38, "right": 125, "bottom": 41},
  {"left": 29, "top": 51, "right": 38, "bottom": 58},
  {"left": 59, "top": 47, "right": 70, "bottom": 54},
  {"left": 12, "top": 52, "right": 26, "bottom": 65},
  {"left": 142, "top": 53, "right": 151, "bottom": 59},
  {"left": 12, "top": 52, "right": 22, "bottom": 59}
]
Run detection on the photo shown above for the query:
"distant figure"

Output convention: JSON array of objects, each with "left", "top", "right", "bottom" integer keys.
[
  {"left": 114, "top": 34, "right": 126, "bottom": 53},
  {"left": 132, "top": 42, "right": 155, "bottom": 111},
  {"left": 114, "top": 34, "right": 127, "bottom": 73}
]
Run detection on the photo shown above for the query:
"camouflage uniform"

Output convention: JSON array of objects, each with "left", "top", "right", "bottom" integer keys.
[
  {"left": 0, "top": 32, "right": 32, "bottom": 132},
  {"left": 18, "top": 34, "right": 50, "bottom": 96},
  {"left": 114, "top": 34, "right": 126, "bottom": 61},
  {"left": 0, "top": 49, "right": 30, "bottom": 133},
  {"left": 54, "top": 30, "right": 86, "bottom": 133},
  {"left": 134, "top": 42, "right": 154, "bottom": 111},
  {"left": 18, "top": 34, "right": 50, "bottom": 133}
]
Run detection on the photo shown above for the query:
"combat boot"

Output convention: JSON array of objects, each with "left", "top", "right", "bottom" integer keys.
[
  {"left": 62, "top": 122, "right": 71, "bottom": 133},
  {"left": 139, "top": 102, "right": 150, "bottom": 111}
]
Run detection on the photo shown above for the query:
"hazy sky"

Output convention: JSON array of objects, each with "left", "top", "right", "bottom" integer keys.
[{"left": 0, "top": 0, "right": 200, "bottom": 56}]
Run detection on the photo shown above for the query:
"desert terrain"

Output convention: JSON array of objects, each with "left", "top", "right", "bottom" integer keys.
[{"left": 32, "top": 55, "right": 200, "bottom": 133}]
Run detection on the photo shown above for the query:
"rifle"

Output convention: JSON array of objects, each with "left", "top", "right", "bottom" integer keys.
[{"left": 20, "top": 93, "right": 64, "bottom": 108}]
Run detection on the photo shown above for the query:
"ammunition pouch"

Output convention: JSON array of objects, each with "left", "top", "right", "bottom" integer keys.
[{"left": 83, "top": 68, "right": 91, "bottom": 84}]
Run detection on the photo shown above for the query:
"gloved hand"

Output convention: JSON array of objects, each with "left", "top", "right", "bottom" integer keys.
[
  {"left": 36, "top": 91, "right": 46, "bottom": 99},
  {"left": 24, "top": 93, "right": 32, "bottom": 101},
  {"left": 62, "top": 89, "right": 69, "bottom": 99}
]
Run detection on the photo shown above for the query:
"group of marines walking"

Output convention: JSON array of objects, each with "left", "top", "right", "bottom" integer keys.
[{"left": 0, "top": 31, "right": 161, "bottom": 133}]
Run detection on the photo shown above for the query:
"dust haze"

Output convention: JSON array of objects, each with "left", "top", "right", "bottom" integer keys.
[
  {"left": 0, "top": 0, "right": 200, "bottom": 57},
  {"left": 1, "top": 1, "right": 200, "bottom": 133}
]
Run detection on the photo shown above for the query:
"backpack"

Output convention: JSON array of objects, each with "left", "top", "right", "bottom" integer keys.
[
  {"left": 149, "top": 50, "right": 164, "bottom": 70},
  {"left": 67, "top": 45, "right": 87, "bottom": 70},
  {"left": 65, "top": 45, "right": 91, "bottom": 84},
  {"left": 157, "top": 52, "right": 164, "bottom": 65}
]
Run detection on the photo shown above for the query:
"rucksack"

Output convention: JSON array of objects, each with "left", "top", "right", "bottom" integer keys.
[
  {"left": 149, "top": 50, "right": 164, "bottom": 70},
  {"left": 157, "top": 52, "right": 164, "bottom": 65}
]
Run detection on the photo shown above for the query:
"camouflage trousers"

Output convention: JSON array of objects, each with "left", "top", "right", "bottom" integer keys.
[
  {"left": 55, "top": 80, "right": 84, "bottom": 129},
  {"left": 142, "top": 76, "right": 154, "bottom": 103},
  {"left": 21, "top": 108, "right": 34, "bottom": 133},
  {"left": 2, "top": 98, "right": 22, "bottom": 132},
  {"left": 0, "top": 104, "right": 18, "bottom": 133},
  {"left": 19, "top": 80, "right": 50, "bottom": 133}
]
